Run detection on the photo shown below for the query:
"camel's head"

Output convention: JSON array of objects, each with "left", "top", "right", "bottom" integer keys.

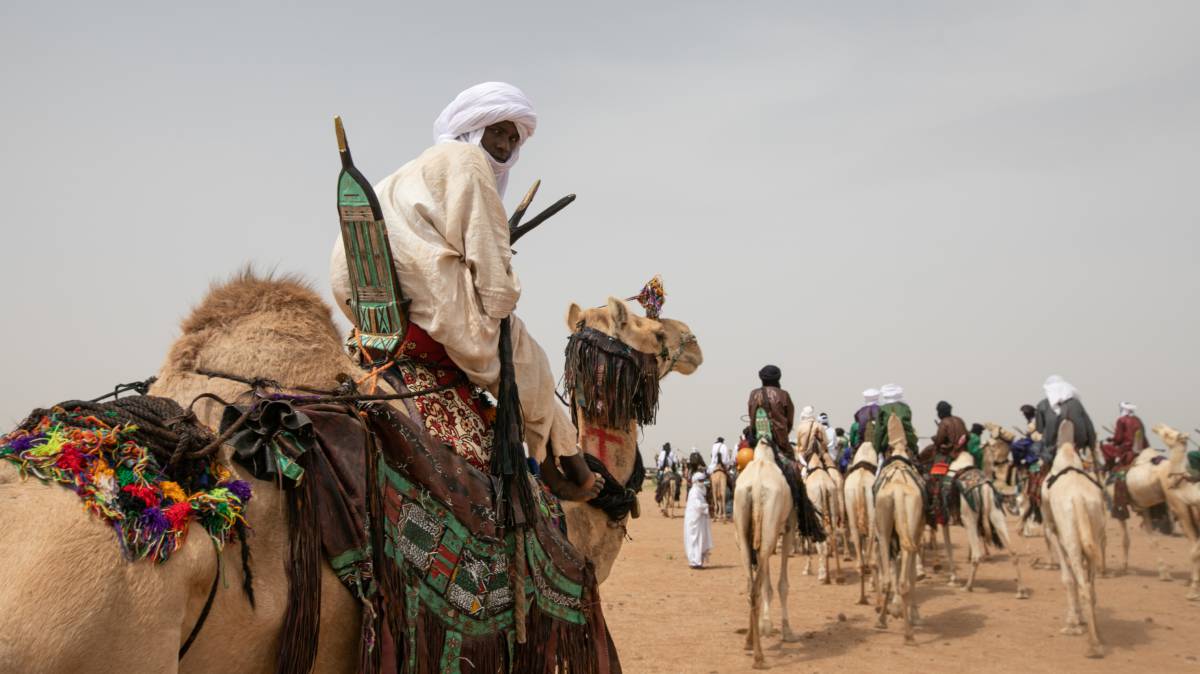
[
  {"left": 1153, "top": 424, "right": 1189, "bottom": 449},
  {"left": 566, "top": 297, "right": 703, "bottom": 379}
]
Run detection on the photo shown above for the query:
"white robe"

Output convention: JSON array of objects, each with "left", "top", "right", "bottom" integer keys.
[
  {"left": 684, "top": 471, "right": 713, "bottom": 567},
  {"left": 330, "top": 142, "right": 576, "bottom": 462}
]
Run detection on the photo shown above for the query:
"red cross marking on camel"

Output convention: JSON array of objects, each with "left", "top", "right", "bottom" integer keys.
[{"left": 583, "top": 426, "right": 624, "bottom": 468}]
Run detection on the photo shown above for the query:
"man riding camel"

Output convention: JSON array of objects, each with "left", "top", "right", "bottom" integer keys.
[
  {"left": 329, "top": 81, "right": 600, "bottom": 501},
  {"left": 852, "top": 388, "right": 880, "bottom": 450},
  {"left": 873, "top": 383, "right": 918, "bottom": 457},
  {"left": 745, "top": 365, "right": 824, "bottom": 540},
  {"left": 1039, "top": 375, "right": 1097, "bottom": 462},
  {"left": 1103, "top": 401, "right": 1147, "bottom": 519}
]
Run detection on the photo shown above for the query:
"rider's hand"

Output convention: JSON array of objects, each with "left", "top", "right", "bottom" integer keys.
[{"left": 585, "top": 471, "right": 605, "bottom": 500}]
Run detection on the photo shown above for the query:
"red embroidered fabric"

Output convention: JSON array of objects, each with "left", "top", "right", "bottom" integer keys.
[{"left": 393, "top": 322, "right": 495, "bottom": 472}]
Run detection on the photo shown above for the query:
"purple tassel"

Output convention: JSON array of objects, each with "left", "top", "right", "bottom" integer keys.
[
  {"left": 227, "top": 479, "right": 252, "bottom": 503},
  {"left": 139, "top": 507, "right": 170, "bottom": 538},
  {"left": 6, "top": 434, "right": 38, "bottom": 453}
]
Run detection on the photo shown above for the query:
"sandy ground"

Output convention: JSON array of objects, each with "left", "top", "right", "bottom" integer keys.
[{"left": 601, "top": 491, "right": 1199, "bottom": 673}]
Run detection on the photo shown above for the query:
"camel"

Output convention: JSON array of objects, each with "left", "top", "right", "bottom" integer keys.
[
  {"left": 1149, "top": 424, "right": 1200, "bottom": 599},
  {"left": 561, "top": 298, "right": 702, "bottom": 583},
  {"left": 710, "top": 466, "right": 730, "bottom": 522},
  {"left": 657, "top": 468, "right": 683, "bottom": 518},
  {"left": 0, "top": 272, "right": 700, "bottom": 671},
  {"left": 944, "top": 451, "right": 1028, "bottom": 597},
  {"left": 1040, "top": 419, "right": 1107, "bottom": 659},
  {"left": 982, "top": 423, "right": 1028, "bottom": 518},
  {"left": 873, "top": 415, "right": 925, "bottom": 643},
  {"left": 844, "top": 441, "right": 879, "bottom": 605},
  {"left": 802, "top": 450, "right": 844, "bottom": 584},
  {"left": 733, "top": 438, "right": 796, "bottom": 670}
]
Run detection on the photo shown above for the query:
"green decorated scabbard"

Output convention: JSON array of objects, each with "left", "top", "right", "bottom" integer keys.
[{"left": 335, "top": 116, "right": 408, "bottom": 357}]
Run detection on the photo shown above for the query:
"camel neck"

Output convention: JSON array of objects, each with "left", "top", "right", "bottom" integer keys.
[{"left": 576, "top": 413, "right": 638, "bottom": 484}]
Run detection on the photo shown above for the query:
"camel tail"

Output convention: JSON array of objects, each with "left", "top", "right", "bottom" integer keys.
[
  {"left": 1073, "top": 494, "right": 1101, "bottom": 572},
  {"left": 894, "top": 494, "right": 919, "bottom": 553},
  {"left": 983, "top": 486, "right": 1004, "bottom": 549},
  {"left": 745, "top": 483, "right": 763, "bottom": 569}
]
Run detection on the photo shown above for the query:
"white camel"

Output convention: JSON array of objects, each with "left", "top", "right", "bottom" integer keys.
[
  {"left": 1041, "top": 419, "right": 1107, "bottom": 659},
  {"left": 944, "top": 451, "right": 1028, "bottom": 597},
  {"left": 873, "top": 415, "right": 925, "bottom": 643},
  {"left": 710, "top": 467, "right": 730, "bottom": 522},
  {"left": 733, "top": 438, "right": 796, "bottom": 670},
  {"left": 844, "top": 441, "right": 879, "bottom": 605},
  {"left": 802, "top": 450, "right": 844, "bottom": 584},
  {"left": 1150, "top": 424, "right": 1200, "bottom": 599}
]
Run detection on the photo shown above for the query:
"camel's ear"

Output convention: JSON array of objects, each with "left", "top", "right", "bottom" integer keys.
[
  {"left": 607, "top": 297, "right": 629, "bottom": 329},
  {"left": 566, "top": 303, "right": 583, "bottom": 331}
]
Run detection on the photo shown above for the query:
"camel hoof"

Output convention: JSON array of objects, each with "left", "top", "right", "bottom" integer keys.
[
  {"left": 857, "top": 597, "right": 870, "bottom": 606},
  {"left": 753, "top": 660, "right": 769, "bottom": 670},
  {"left": 904, "top": 633, "right": 917, "bottom": 644},
  {"left": 1187, "top": 590, "right": 1200, "bottom": 601},
  {"left": 1016, "top": 588, "right": 1030, "bottom": 600},
  {"left": 874, "top": 620, "right": 888, "bottom": 631},
  {"left": 782, "top": 630, "right": 800, "bottom": 643},
  {"left": 1085, "top": 646, "right": 1105, "bottom": 659},
  {"left": 1061, "top": 625, "right": 1085, "bottom": 636}
]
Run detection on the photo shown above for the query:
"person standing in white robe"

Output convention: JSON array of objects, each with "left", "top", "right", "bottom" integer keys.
[{"left": 684, "top": 467, "right": 713, "bottom": 568}]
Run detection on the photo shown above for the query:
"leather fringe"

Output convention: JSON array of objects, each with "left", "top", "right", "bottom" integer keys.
[
  {"left": 563, "top": 327, "right": 660, "bottom": 429},
  {"left": 277, "top": 451, "right": 322, "bottom": 674}
]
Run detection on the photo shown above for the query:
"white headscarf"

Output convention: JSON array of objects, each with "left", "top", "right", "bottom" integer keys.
[
  {"left": 862, "top": 388, "right": 880, "bottom": 405},
  {"left": 880, "top": 384, "right": 904, "bottom": 404},
  {"left": 1120, "top": 401, "right": 1137, "bottom": 416},
  {"left": 1043, "top": 375, "right": 1077, "bottom": 413},
  {"left": 432, "top": 82, "right": 537, "bottom": 198},
  {"left": 799, "top": 406, "right": 815, "bottom": 421},
  {"left": 818, "top": 412, "right": 830, "bottom": 427}
]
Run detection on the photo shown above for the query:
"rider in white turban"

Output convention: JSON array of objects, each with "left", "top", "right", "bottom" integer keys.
[
  {"left": 879, "top": 383, "right": 904, "bottom": 405},
  {"left": 863, "top": 388, "right": 880, "bottom": 404},
  {"left": 1119, "top": 401, "right": 1137, "bottom": 416},
  {"left": 331, "top": 82, "right": 597, "bottom": 499},
  {"left": 432, "top": 81, "right": 537, "bottom": 198}
]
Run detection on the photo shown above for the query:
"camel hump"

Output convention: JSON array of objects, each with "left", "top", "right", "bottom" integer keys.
[
  {"left": 1057, "top": 419, "right": 1075, "bottom": 449},
  {"left": 887, "top": 414, "right": 907, "bottom": 453}
]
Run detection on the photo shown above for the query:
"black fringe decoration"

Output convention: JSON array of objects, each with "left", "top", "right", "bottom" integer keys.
[
  {"left": 562, "top": 327, "right": 660, "bottom": 429},
  {"left": 490, "top": 317, "right": 537, "bottom": 528},
  {"left": 235, "top": 521, "right": 255, "bottom": 608}
]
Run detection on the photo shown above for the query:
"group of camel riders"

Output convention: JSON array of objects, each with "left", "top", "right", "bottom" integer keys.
[{"left": 697, "top": 368, "right": 1161, "bottom": 533}]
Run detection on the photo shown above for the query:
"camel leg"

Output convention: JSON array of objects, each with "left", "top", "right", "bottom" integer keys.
[
  {"left": 961, "top": 509, "right": 982, "bottom": 592},
  {"left": 818, "top": 538, "right": 829, "bottom": 584},
  {"left": 992, "top": 505, "right": 1029, "bottom": 599},
  {"left": 830, "top": 513, "right": 844, "bottom": 584},
  {"left": 942, "top": 522, "right": 958, "bottom": 586},
  {"left": 856, "top": 531, "right": 869, "bottom": 605},
  {"left": 779, "top": 528, "right": 796, "bottom": 642},
  {"left": 1189, "top": 537, "right": 1200, "bottom": 601},
  {"left": 899, "top": 547, "right": 916, "bottom": 643},
  {"left": 761, "top": 557, "right": 774, "bottom": 636},
  {"left": 1055, "top": 537, "right": 1085, "bottom": 636},
  {"left": 748, "top": 559, "right": 766, "bottom": 667},
  {"left": 875, "top": 496, "right": 894, "bottom": 630},
  {"left": 1079, "top": 547, "right": 1104, "bottom": 658},
  {"left": 1119, "top": 517, "right": 1130, "bottom": 575}
]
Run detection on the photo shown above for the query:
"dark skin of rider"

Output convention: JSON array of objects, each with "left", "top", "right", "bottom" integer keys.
[{"left": 477, "top": 120, "right": 604, "bottom": 502}]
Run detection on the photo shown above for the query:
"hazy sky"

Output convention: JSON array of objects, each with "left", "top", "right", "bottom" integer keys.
[{"left": 2, "top": 1, "right": 1198, "bottom": 461}]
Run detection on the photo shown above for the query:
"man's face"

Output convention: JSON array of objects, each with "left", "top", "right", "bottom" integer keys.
[{"left": 481, "top": 121, "right": 520, "bottom": 163}]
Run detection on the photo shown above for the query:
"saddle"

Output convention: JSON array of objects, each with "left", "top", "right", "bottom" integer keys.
[{"left": 224, "top": 397, "right": 619, "bottom": 674}]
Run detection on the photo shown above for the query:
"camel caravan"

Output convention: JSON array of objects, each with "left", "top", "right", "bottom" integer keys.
[{"left": 725, "top": 375, "right": 1200, "bottom": 668}]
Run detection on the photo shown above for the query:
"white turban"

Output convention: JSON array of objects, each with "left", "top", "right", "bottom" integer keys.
[
  {"left": 1120, "top": 401, "right": 1137, "bottom": 416},
  {"left": 880, "top": 384, "right": 903, "bottom": 404},
  {"left": 799, "top": 405, "right": 815, "bottom": 421},
  {"left": 433, "top": 82, "right": 537, "bottom": 198},
  {"left": 1043, "top": 375, "right": 1077, "bottom": 413},
  {"left": 862, "top": 388, "right": 880, "bottom": 404}
]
